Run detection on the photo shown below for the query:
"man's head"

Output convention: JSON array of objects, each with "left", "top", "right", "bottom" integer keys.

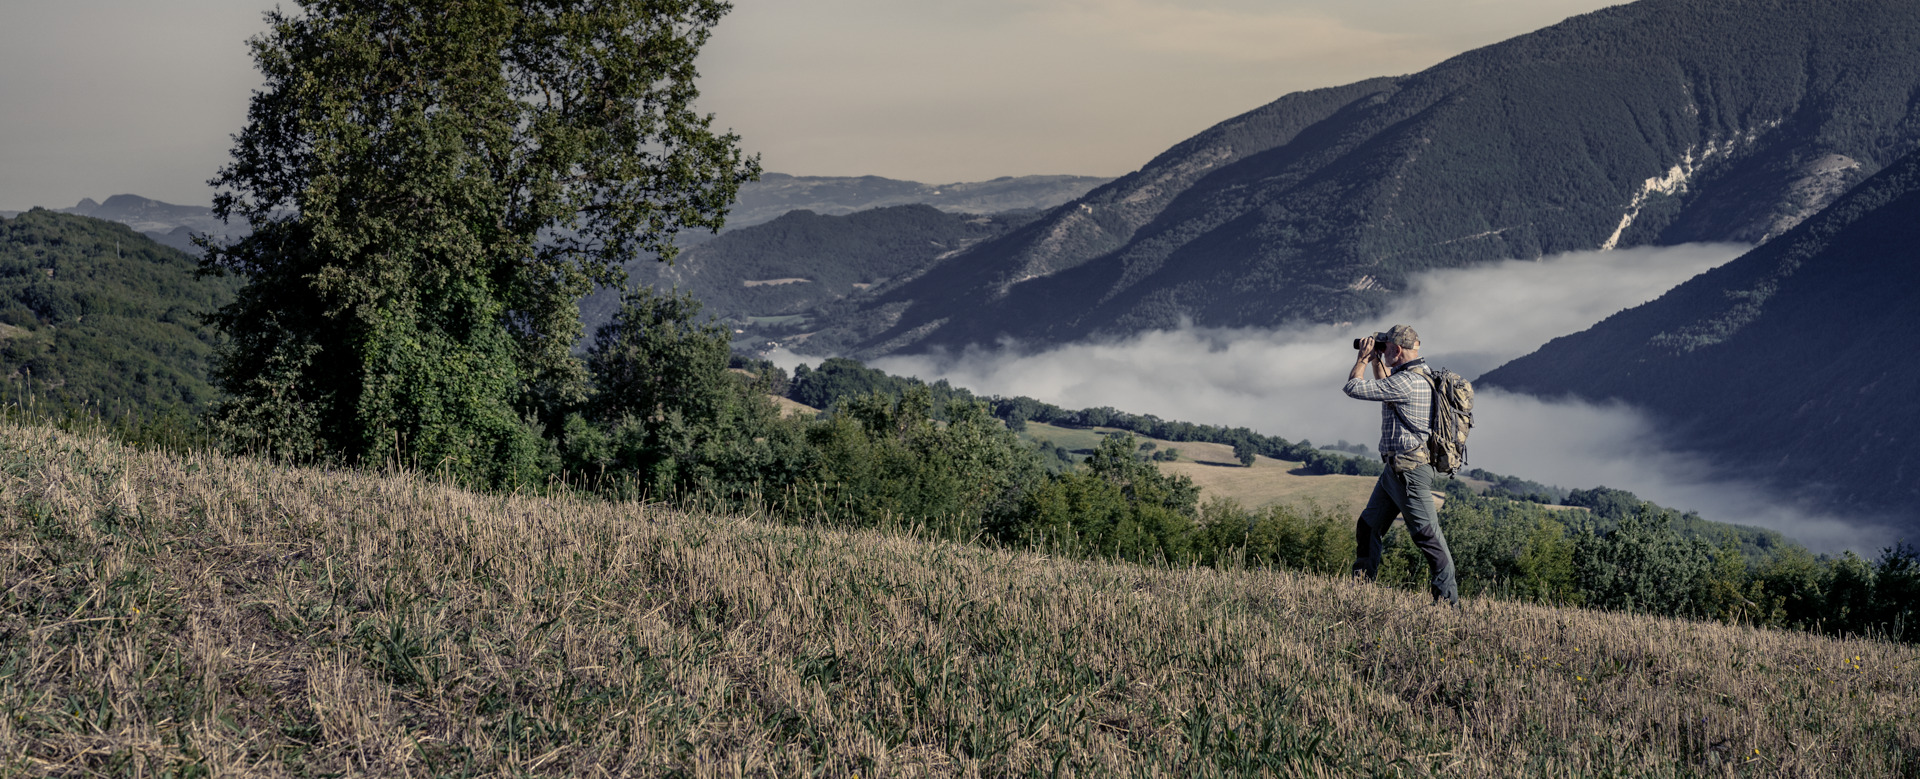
[{"left": 1380, "top": 324, "right": 1420, "bottom": 366}]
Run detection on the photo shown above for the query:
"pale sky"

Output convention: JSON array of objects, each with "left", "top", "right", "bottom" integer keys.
[{"left": 0, "top": 0, "right": 1625, "bottom": 211}]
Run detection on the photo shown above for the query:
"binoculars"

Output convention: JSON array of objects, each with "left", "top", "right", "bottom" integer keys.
[{"left": 1352, "top": 334, "right": 1393, "bottom": 351}]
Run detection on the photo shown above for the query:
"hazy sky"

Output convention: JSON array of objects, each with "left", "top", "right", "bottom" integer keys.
[{"left": 0, "top": 0, "right": 1625, "bottom": 211}]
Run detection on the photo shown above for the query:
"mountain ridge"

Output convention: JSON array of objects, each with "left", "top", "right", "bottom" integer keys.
[
  {"left": 1477, "top": 142, "right": 1920, "bottom": 522},
  {"left": 795, "top": 0, "right": 1920, "bottom": 358}
]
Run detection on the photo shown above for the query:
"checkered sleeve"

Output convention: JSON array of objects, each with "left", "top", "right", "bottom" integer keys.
[
  {"left": 1345, "top": 370, "right": 1432, "bottom": 455},
  {"left": 1343, "top": 371, "right": 1421, "bottom": 404}
]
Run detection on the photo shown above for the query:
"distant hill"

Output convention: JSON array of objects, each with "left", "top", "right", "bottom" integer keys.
[
  {"left": 1478, "top": 143, "right": 1920, "bottom": 524},
  {"left": 0, "top": 209, "right": 239, "bottom": 416},
  {"left": 582, "top": 204, "right": 1043, "bottom": 340},
  {"left": 24, "top": 173, "right": 1107, "bottom": 280},
  {"left": 725, "top": 173, "right": 1112, "bottom": 228},
  {"left": 792, "top": 0, "right": 1920, "bottom": 358},
  {"left": 56, "top": 194, "right": 239, "bottom": 254}
]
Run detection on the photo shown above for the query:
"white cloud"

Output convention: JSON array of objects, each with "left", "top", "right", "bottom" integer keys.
[
  {"left": 782, "top": 242, "right": 1906, "bottom": 553},
  {"left": 1470, "top": 389, "right": 1899, "bottom": 553},
  {"left": 862, "top": 243, "right": 1744, "bottom": 441}
]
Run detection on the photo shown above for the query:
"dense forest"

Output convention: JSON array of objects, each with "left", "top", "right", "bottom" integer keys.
[{"left": 0, "top": 209, "right": 238, "bottom": 422}]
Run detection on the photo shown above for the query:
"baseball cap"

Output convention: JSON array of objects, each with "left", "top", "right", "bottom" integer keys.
[{"left": 1383, "top": 324, "right": 1419, "bottom": 347}]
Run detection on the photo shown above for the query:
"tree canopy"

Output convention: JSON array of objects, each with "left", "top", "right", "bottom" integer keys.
[{"left": 203, "top": 0, "right": 758, "bottom": 481}]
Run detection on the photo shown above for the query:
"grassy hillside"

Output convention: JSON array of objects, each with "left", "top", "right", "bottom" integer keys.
[{"left": 4, "top": 421, "right": 1914, "bottom": 776}]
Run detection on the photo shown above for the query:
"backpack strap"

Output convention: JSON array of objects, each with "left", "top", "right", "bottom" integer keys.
[{"left": 1386, "top": 364, "right": 1438, "bottom": 452}]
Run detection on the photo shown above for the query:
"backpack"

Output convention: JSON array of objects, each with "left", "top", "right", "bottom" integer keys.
[{"left": 1404, "top": 365, "right": 1475, "bottom": 475}]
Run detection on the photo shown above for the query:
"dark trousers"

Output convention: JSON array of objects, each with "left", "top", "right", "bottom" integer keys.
[{"left": 1353, "top": 461, "right": 1459, "bottom": 604}]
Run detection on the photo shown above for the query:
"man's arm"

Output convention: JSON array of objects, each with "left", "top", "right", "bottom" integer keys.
[{"left": 1344, "top": 338, "right": 1417, "bottom": 402}]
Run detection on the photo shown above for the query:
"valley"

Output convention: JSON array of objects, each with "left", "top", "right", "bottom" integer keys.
[{"left": 11, "top": 0, "right": 1920, "bottom": 774}]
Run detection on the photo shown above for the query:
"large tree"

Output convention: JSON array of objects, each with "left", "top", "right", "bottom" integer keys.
[{"left": 204, "top": 0, "right": 758, "bottom": 484}]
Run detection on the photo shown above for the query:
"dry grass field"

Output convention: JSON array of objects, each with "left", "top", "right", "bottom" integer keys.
[
  {"left": 3, "top": 421, "right": 1917, "bottom": 776},
  {"left": 1024, "top": 423, "right": 1378, "bottom": 513},
  {"left": 768, "top": 395, "right": 821, "bottom": 419},
  {"left": 1159, "top": 454, "right": 1377, "bottom": 516}
]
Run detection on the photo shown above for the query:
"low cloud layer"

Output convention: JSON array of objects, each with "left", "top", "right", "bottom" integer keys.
[{"left": 821, "top": 243, "right": 1902, "bottom": 553}]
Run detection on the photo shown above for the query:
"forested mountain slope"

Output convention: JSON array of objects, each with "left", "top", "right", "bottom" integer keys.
[
  {"left": 580, "top": 205, "right": 1041, "bottom": 336},
  {"left": 1479, "top": 143, "right": 1920, "bottom": 521},
  {"left": 0, "top": 209, "right": 239, "bottom": 416},
  {"left": 801, "top": 0, "right": 1920, "bottom": 358}
]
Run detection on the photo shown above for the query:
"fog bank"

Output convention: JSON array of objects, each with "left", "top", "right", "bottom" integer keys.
[{"left": 806, "top": 243, "right": 1899, "bottom": 553}]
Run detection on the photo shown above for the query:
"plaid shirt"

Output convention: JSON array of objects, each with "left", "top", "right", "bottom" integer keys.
[{"left": 1343, "top": 359, "right": 1432, "bottom": 456}]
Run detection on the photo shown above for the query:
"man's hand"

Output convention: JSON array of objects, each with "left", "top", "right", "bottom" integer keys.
[{"left": 1349, "top": 337, "right": 1376, "bottom": 381}]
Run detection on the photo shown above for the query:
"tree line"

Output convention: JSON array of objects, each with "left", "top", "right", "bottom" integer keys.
[
  {"left": 730, "top": 346, "right": 1915, "bottom": 642},
  {"left": 780, "top": 356, "right": 1391, "bottom": 476}
]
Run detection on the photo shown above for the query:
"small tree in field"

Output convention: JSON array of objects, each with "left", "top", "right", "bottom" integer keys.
[
  {"left": 1233, "top": 438, "right": 1257, "bottom": 467},
  {"left": 204, "top": 0, "right": 758, "bottom": 485}
]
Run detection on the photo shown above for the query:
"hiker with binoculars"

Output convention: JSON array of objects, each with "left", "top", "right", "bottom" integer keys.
[{"left": 1343, "top": 324, "right": 1460, "bottom": 606}]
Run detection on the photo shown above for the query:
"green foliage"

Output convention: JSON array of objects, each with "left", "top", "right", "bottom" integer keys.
[
  {"left": 795, "top": 388, "right": 1044, "bottom": 540},
  {"left": 1233, "top": 438, "right": 1257, "bottom": 467},
  {"left": 998, "top": 432, "right": 1199, "bottom": 562},
  {"left": 1563, "top": 485, "right": 1798, "bottom": 563},
  {"left": 728, "top": 353, "right": 790, "bottom": 395},
  {"left": 0, "top": 211, "right": 239, "bottom": 419},
  {"left": 1825, "top": 553, "right": 1879, "bottom": 634},
  {"left": 1189, "top": 499, "right": 1355, "bottom": 576},
  {"left": 564, "top": 288, "right": 805, "bottom": 502},
  {"left": 788, "top": 357, "right": 982, "bottom": 421},
  {"left": 1433, "top": 491, "right": 1580, "bottom": 603},
  {"left": 1870, "top": 544, "right": 1920, "bottom": 643},
  {"left": 1464, "top": 468, "right": 1567, "bottom": 504},
  {"left": 203, "top": 0, "right": 758, "bottom": 487},
  {"left": 587, "top": 288, "right": 734, "bottom": 428},
  {"left": 789, "top": 357, "right": 910, "bottom": 410},
  {"left": 1573, "top": 509, "right": 1720, "bottom": 618}
]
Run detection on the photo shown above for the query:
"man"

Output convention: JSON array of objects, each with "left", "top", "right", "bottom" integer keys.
[{"left": 1343, "top": 324, "right": 1459, "bottom": 606}]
